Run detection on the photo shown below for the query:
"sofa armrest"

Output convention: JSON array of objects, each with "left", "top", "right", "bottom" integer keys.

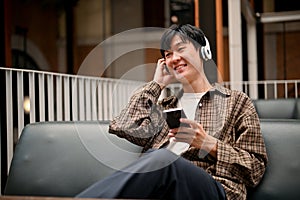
[{"left": 248, "top": 119, "right": 300, "bottom": 200}]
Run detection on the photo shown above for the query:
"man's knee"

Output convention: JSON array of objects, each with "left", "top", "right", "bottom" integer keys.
[
  {"left": 146, "top": 149, "right": 179, "bottom": 162},
  {"left": 131, "top": 149, "right": 180, "bottom": 172}
]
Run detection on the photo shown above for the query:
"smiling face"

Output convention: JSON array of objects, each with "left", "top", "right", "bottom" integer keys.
[{"left": 164, "top": 35, "right": 204, "bottom": 84}]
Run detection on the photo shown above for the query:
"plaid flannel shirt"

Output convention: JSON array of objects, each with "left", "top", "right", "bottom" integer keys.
[{"left": 109, "top": 81, "right": 268, "bottom": 200}]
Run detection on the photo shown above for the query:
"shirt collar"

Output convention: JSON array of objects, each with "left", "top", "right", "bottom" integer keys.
[
  {"left": 160, "top": 83, "right": 231, "bottom": 109},
  {"left": 210, "top": 83, "right": 231, "bottom": 96}
]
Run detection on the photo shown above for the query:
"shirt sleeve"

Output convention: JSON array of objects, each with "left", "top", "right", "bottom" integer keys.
[
  {"left": 215, "top": 93, "right": 268, "bottom": 187},
  {"left": 109, "top": 81, "right": 165, "bottom": 147}
]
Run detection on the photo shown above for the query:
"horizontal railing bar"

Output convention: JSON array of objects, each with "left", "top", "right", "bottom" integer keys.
[{"left": 0, "top": 67, "right": 144, "bottom": 84}]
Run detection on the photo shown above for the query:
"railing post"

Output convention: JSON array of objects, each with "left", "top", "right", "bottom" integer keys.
[
  {"left": 17, "top": 71, "right": 24, "bottom": 137},
  {"left": 78, "top": 78, "right": 85, "bottom": 120},
  {"left": 56, "top": 75, "right": 63, "bottom": 121},
  {"left": 108, "top": 80, "right": 113, "bottom": 120},
  {"left": 103, "top": 80, "right": 108, "bottom": 120},
  {"left": 64, "top": 76, "right": 70, "bottom": 121},
  {"left": 85, "top": 79, "right": 91, "bottom": 120},
  {"left": 71, "top": 77, "right": 78, "bottom": 121},
  {"left": 264, "top": 82, "right": 267, "bottom": 99},
  {"left": 274, "top": 82, "right": 278, "bottom": 99},
  {"left": 47, "top": 74, "right": 54, "bottom": 121},
  {"left": 38, "top": 73, "right": 45, "bottom": 122},
  {"left": 97, "top": 81, "right": 103, "bottom": 120},
  {"left": 5, "top": 70, "right": 13, "bottom": 172},
  {"left": 285, "top": 82, "right": 288, "bottom": 99},
  {"left": 91, "top": 79, "right": 97, "bottom": 120},
  {"left": 0, "top": 69, "right": 8, "bottom": 194},
  {"left": 28, "top": 72, "right": 36, "bottom": 123}
]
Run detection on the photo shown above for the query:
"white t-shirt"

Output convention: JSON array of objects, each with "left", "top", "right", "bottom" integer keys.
[{"left": 180, "top": 92, "right": 206, "bottom": 119}]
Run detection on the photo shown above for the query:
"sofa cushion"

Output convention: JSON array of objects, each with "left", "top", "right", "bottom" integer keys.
[
  {"left": 296, "top": 98, "right": 300, "bottom": 119},
  {"left": 4, "top": 121, "right": 143, "bottom": 197},
  {"left": 247, "top": 119, "right": 300, "bottom": 200},
  {"left": 253, "top": 99, "right": 296, "bottom": 119}
]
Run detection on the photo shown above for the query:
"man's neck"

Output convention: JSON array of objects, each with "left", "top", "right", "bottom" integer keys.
[{"left": 182, "top": 77, "right": 212, "bottom": 93}]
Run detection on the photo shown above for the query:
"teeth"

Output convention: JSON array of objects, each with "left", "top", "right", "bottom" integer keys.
[{"left": 175, "top": 65, "right": 185, "bottom": 71}]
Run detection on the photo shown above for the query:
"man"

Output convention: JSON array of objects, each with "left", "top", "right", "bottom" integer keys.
[{"left": 77, "top": 24, "right": 268, "bottom": 200}]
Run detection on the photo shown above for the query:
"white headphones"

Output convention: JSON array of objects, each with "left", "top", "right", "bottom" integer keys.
[{"left": 200, "top": 36, "right": 212, "bottom": 61}]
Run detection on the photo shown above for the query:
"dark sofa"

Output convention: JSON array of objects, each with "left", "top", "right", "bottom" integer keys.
[
  {"left": 4, "top": 120, "right": 300, "bottom": 199},
  {"left": 253, "top": 98, "right": 300, "bottom": 119}
]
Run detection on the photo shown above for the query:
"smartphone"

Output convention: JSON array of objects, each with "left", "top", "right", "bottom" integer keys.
[
  {"left": 163, "top": 108, "right": 187, "bottom": 129},
  {"left": 164, "top": 64, "right": 171, "bottom": 74}
]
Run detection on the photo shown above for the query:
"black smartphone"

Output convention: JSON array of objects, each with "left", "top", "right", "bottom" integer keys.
[
  {"left": 163, "top": 108, "right": 187, "bottom": 129},
  {"left": 164, "top": 64, "right": 170, "bottom": 74}
]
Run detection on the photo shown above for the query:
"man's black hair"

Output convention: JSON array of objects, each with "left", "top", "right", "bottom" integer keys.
[{"left": 160, "top": 24, "right": 207, "bottom": 57}]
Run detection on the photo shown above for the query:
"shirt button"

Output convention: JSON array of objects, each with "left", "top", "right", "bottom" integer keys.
[{"left": 199, "top": 103, "right": 202, "bottom": 107}]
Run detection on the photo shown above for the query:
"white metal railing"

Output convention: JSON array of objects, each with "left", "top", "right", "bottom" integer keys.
[
  {"left": 167, "top": 80, "right": 300, "bottom": 100},
  {"left": 1, "top": 67, "right": 145, "bottom": 172},
  {"left": 222, "top": 80, "right": 300, "bottom": 99}
]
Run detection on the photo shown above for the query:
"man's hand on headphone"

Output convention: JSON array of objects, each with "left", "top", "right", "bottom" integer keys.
[{"left": 153, "top": 58, "right": 176, "bottom": 89}]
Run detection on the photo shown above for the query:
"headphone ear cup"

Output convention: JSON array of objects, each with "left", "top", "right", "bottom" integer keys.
[{"left": 201, "top": 37, "right": 212, "bottom": 61}]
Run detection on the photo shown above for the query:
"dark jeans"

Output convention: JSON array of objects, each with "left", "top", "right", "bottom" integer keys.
[{"left": 76, "top": 148, "right": 226, "bottom": 200}]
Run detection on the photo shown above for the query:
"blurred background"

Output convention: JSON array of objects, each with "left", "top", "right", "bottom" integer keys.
[{"left": 1, "top": 0, "right": 299, "bottom": 82}]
